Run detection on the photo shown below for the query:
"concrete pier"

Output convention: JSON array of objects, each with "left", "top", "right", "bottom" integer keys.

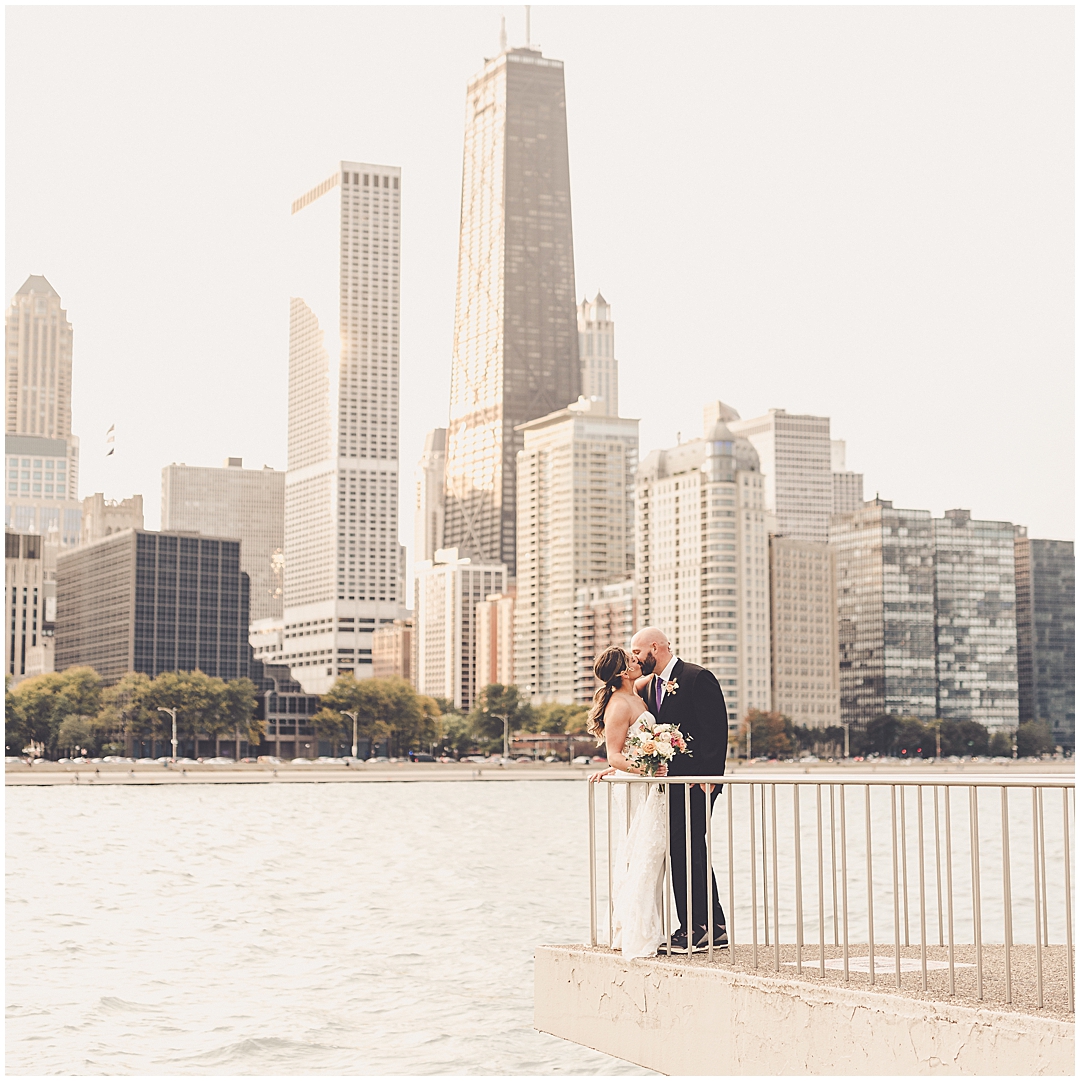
[{"left": 534, "top": 944, "right": 1075, "bottom": 1075}]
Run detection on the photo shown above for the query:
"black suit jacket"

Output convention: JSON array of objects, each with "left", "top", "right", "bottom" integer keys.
[{"left": 645, "top": 659, "right": 728, "bottom": 778}]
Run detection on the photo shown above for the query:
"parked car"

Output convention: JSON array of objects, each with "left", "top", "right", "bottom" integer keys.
[
  {"left": 461, "top": 755, "right": 487, "bottom": 764},
  {"left": 408, "top": 752, "right": 436, "bottom": 762},
  {"left": 204, "top": 757, "right": 235, "bottom": 765},
  {"left": 257, "top": 755, "right": 283, "bottom": 765},
  {"left": 367, "top": 756, "right": 390, "bottom": 764},
  {"left": 290, "top": 757, "right": 313, "bottom": 765},
  {"left": 240, "top": 757, "right": 258, "bottom": 764},
  {"left": 572, "top": 755, "right": 591, "bottom": 765}
]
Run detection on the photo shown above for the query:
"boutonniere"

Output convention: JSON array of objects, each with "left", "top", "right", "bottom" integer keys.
[{"left": 663, "top": 679, "right": 679, "bottom": 696}]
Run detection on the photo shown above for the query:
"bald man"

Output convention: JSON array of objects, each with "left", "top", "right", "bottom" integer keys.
[{"left": 631, "top": 627, "right": 728, "bottom": 954}]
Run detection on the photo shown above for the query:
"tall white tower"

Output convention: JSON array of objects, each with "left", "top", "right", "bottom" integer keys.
[
  {"left": 283, "top": 163, "right": 406, "bottom": 694},
  {"left": 577, "top": 293, "right": 618, "bottom": 415}
]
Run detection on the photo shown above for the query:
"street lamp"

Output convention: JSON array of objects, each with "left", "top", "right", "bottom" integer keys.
[
  {"left": 340, "top": 710, "right": 359, "bottom": 760},
  {"left": 157, "top": 707, "right": 178, "bottom": 763},
  {"left": 499, "top": 714, "right": 509, "bottom": 760},
  {"left": 841, "top": 722, "right": 850, "bottom": 760}
]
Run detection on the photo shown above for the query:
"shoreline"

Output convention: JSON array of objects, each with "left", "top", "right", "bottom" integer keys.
[{"left": 6, "top": 758, "right": 1073, "bottom": 787}]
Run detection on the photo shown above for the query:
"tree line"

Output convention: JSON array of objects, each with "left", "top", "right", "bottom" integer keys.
[
  {"left": 5, "top": 670, "right": 594, "bottom": 760},
  {"left": 5, "top": 668, "right": 263, "bottom": 759},
  {"left": 734, "top": 709, "right": 1058, "bottom": 760}
]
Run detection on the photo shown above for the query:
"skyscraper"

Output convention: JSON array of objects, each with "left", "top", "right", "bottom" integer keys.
[
  {"left": 636, "top": 418, "right": 772, "bottom": 724},
  {"left": 514, "top": 399, "right": 638, "bottom": 703},
  {"left": 830, "top": 439, "right": 864, "bottom": 516},
  {"left": 722, "top": 405, "right": 833, "bottom": 545},
  {"left": 5, "top": 275, "right": 81, "bottom": 547},
  {"left": 443, "top": 43, "right": 580, "bottom": 576},
  {"left": 578, "top": 293, "right": 618, "bottom": 415},
  {"left": 161, "top": 459, "right": 284, "bottom": 623},
  {"left": 831, "top": 498, "right": 937, "bottom": 725},
  {"left": 414, "top": 428, "right": 446, "bottom": 565},
  {"left": 283, "top": 163, "right": 406, "bottom": 694},
  {"left": 1014, "top": 529, "right": 1074, "bottom": 748}
]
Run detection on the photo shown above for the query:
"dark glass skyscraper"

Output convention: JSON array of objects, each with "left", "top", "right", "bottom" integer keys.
[
  {"left": 443, "top": 44, "right": 580, "bottom": 576},
  {"left": 1015, "top": 530, "right": 1075, "bottom": 748}
]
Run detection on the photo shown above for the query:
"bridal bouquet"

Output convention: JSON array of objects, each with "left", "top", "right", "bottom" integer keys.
[{"left": 624, "top": 720, "right": 690, "bottom": 777}]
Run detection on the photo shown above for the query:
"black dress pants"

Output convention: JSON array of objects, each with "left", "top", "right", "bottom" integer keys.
[{"left": 667, "top": 781, "right": 725, "bottom": 935}]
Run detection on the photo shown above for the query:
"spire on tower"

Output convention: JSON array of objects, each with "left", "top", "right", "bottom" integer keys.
[
  {"left": 525, "top": 5, "right": 531, "bottom": 47},
  {"left": 499, "top": 14, "right": 507, "bottom": 52}
]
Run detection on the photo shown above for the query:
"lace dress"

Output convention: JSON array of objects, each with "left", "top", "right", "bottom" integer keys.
[{"left": 610, "top": 711, "right": 668, "bottom": 959}]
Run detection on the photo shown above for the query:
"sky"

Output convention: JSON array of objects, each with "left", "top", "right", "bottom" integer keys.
[{"left": 6, "top": 5, "right": 1074, "bottom": 554}]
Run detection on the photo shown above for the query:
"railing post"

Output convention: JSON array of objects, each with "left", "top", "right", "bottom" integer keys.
[
  {"left": 830, "top": 784, "right": 839, "bottom": 948},
  {"left": 933, "top": 785, "right": 944, "bottom": 947},
  {"left": 890, "top": 784, "right": 901, "bottom": 988},
  {"left": 588, "top": 780, "right": 597, "bottom": 947},
  {"left": 1031, "top": 786, "right": 1044, "bottom": 1009},
  {"left": 685, "top": 783, "right": 694, "bottom": 955},
  {"left": 817, "top": 783, "right": 826, "bottom": 977},
  {"left": 945, "top": 784, "right": 956, "bottom": 996},
  {"left": 726, "top": 780, "right": 735, "bottom": 957},
  {"left": 794, "top": 783, "right": 804, "bottom": 973},
  {"left": 865, "top": 784, "right": 875, "bottom": 986},
  {"left": 706, "top": 782, "right": 714, "bottom": 961},
  {"left": 607, "top": 782, "right": 614, "bottom": 948},
  {"left": 749, "top": 781, "right": 759, "bottom": 969},
  {"left": 917, "top": 784, "right": 928, "bottom": 990},
  {"left": 840, "top": 783, "right": 850, "bottom": 984},
  {"left": 1001, "top": 785, "right": 1013, "bottom": 1004},
  {"left": 900, "top": 783, "right": 910, "bottom": 949},
  {"left": 771, "top": 783, "right": 780, "bottom": 973},
  {"left": 970, "top": 785, "right": 983, "bottom": 1000},
  {"left": 664, "top": 782, "right": 672, "bottom": 956},
  {"left": 1062, "top": 786, "right": 1074, "bottom": 1014}
]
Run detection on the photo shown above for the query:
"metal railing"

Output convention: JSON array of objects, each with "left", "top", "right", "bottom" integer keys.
[{"left": 588, "top": 773, "right": 1074, "bottom": 1012}]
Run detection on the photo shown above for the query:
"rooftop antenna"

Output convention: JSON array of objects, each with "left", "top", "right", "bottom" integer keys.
[
  {"left": 499, "top": 13, "right": 507, "bottom": 52},
  {"left": 525, "top": 4, "right": 531, "bottom": 47}
]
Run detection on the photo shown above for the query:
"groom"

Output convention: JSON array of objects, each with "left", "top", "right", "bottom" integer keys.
[{"left": 631, "top": 627, "right": 728, "bottom": 954}]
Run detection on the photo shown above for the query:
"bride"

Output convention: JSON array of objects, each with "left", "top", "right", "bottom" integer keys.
[{"left": 587, "top": 646, "right": 668, "bottom": 960}]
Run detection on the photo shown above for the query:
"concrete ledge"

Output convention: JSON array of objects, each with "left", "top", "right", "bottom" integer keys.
[{"left": 534, "top": 945, "right": 1075, "bottom": 1075}]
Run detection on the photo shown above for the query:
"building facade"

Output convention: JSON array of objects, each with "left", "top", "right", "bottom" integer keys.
[
  {"left": 283, "top": 161, "right": 407, "bottom": 693},
  {"left": 81, "top": 493, "right": 144, "bottom": 545},
  {"left": 1015, "top": 530, "right": 1075, "bottom": 748},
  {"left": 573, "top": 577, "right": 635, "bottom": 703},
  {"left": 5, "top": 529, "right": 56, "bottom": 682},
  {"left": 932, "top": 509, "right": 1018, "bottom": 730},
  {"left": 636, "top": 419, "right": 772, "bottom": 724},
  {"left": 514, "top": 401, "right": 638, "bottom": 703},
  {"left": 831, "top": 498, "right": 937, "bottom": 725},
  {"left": 414, "top": 428, "right": 446, "bottom": 565},
  {"left": 578, "top": 293, "right": 617, "bottom": 416},
  {"left": 443, "top": 45, "right": 580, "bottom": 576},
  {"left": 475, "top": 590, "right": 515, "bottom": 689},
  {"left": 372, "top": 618, "right": 414, "bottom": 683},
  {"left": 830, "top": 440, "right": 864, "bottom": 516},
  {"left": 414, "top": 548, "right": 506, "bottom": 711},
  {"left": 161, "top": 458, "right": 285, "bottom": 623},
  {"left": 55, "top": 530, "right": 249, "bottom": 683},
  {"left": 769, "top": 537, "right": 841, "bottom": 729},
  {"left": 5, "top": 276, "right": 81, "bottom": 547},
  {"left": 721, "top": 405, "right": 833, "bottom": 545}
]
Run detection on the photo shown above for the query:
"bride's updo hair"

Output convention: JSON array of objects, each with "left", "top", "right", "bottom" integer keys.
[{"left": 587, "top": 646, "right": 632, "bottom": 742}]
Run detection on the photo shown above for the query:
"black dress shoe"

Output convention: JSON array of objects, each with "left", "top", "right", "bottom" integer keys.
[
  {"left": 658, "top": 930, "right": 690, "bottom": 955},
  {"left": 694, "top": 925, "right": 728, "bottom": 950}
]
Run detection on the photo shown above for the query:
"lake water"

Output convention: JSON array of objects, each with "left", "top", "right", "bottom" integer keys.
[{"left": 6, "top": 781, "right": 651, "bottom": 1076}]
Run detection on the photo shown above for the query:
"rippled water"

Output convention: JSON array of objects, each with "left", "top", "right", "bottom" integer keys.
[{"left": 6, "top": 781, "right": 651, "bottom": 1076}]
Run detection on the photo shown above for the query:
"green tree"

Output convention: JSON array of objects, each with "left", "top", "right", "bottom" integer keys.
[
  {"left": 440, "top": 710, "right": 476, "bottom": 757},
  {"left": 866, "top": 714, "right": 900, "bottom": 757},
  {"left": 988, "top": 729, "right": 1014, "bottom": 757},
  {"left": 1016, "top": 720, "right": 1054, "bottom": 758},
  {"left": 468, "top": 684, "right": 534, "bottom": 754},
  {"left": 146, "top": 670, "right": 232, "bottom": 756},
  {"left": 532, "top": 701, "right": 589, "bottom": 735},
  {"left": 894, "top": 717, "right": 933, "bottom": 759},
  {"left": 938, "top": 719, "right": 990, "bottom": 758},
  {"left": 739, "top": 709, "right": 795, "bottom": 759},
  {"left": 221, "top": 678, "right": 262, "bottom": 757},
  {"left": 56, "top": 715, "right": 92, "bottom": 757},
  {"left": 313, "top": 674, "right": 390, "bottom": 752},
  {"left": 6, "top": 667, "right": 103, "bottom": 757},
  {"left": 94, "top": 672, "right": 155, "bottom": 753}
]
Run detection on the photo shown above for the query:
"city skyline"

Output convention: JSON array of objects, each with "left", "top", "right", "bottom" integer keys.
[{"left": 6, "top": 6, "right": 1073, "bottom": 560}]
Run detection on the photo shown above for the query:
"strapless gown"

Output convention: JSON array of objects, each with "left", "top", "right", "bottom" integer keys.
[{"left": 610, "top": 711, "right": 667, "bottom": 959}]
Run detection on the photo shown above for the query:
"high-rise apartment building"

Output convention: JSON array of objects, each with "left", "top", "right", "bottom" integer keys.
[
  {"left": 414, "top": 548, "right": 506, "bottom": 711},
  {"left": 5, "top": 529, "right": 56, "bottom": 682},
  {"left": 830, "top": 439, "right": 864, "bottom": 516},
  {"left": 637, "top": 419, "right": 772, "bottom": 724},
  {"left": 55, "top": 530, "right": 249, "bottom": 683},
  {"left": 714, "top": 404, "right": 833, "bottom": 545},
  {"left": 81, "top": 493, "right": 144, "bottom": 545},
  {"left": 161, "top": 459, "right": 284, "bottom": 623},
  {"left": 475, "top": 590, "right": 516, "bottom": 689},
  {"left": 769, "top": 537, "right": 841, "bottom": 728},
  {"left": 443, "top": 44, "right": 580, "bottom": 576},
  {"left": 932, "top": 510, "right": 1018, "bottom": 730},
  {"left": 1015, "top": 529, "right": 1074, "bottom": 748},
  {"left": 573, "top": 578, "right": 635, "bottom": 703},
  {"left": 372, "top": 618, "right": 414, "bottom": 683},
  {"left": 578, "top": 293, "right": 617, "bottom": 415},
  {"left": 5, "top": 276, "right": 81, "bottom": 546},
  {"left": 414, "top": 428, "right": 446, "bottom": 565},
  {"left": 283, "top": 162, "right": 406, "bottom": 693},
  {"left": 514, "top": 400, "right": 638, "bottom": 703},
  {"left": 831, "top": 498, "right": 937, "bottom": 725}
]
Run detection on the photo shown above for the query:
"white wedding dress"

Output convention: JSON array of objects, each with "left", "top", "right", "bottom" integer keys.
[{"left": 610, "top": 711, "right": 668, "bottom": 960}]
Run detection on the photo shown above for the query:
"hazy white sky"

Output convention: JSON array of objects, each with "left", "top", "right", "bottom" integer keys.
[{"left": 7, "top": 5, "right": 1074, "bottom": 549}]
